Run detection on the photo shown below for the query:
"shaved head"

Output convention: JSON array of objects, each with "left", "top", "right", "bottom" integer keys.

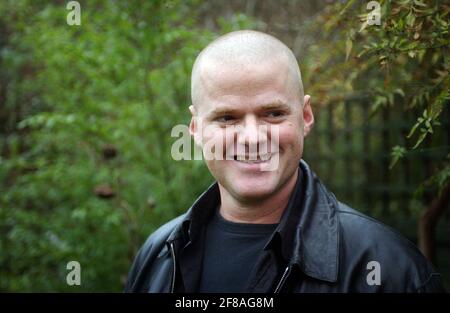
[{"left": 191, "top": 30, "right": 304, "bottom": 109}]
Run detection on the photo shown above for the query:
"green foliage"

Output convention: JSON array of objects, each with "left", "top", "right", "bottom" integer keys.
[
  {"left": 389, "top": 145, "right": 407, "bottom": 169},
  {"left": 1, "top": 0, "right": 447, "bottom": 292},
  {"left": 302, "top": 0, "right": 449, "bottom": 193},
  {"left": 0, "top": 0, "right": 256, "bottom": 291}
]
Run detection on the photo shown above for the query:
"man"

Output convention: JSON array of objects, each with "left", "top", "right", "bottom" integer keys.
[{"left": 125, "top": 30, "right": 445, "bottom": 293}]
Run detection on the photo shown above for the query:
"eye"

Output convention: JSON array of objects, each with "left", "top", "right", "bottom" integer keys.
[
  {"left": 266, "top": 111, "right": 284, "bottom": 118},
  {"left": 216, "top": 115, "right": 236, "bottom": 123}
]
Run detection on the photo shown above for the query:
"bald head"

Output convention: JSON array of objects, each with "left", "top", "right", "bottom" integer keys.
[{"left": 191, "top": 30, "right": 304, "bottom": 109}]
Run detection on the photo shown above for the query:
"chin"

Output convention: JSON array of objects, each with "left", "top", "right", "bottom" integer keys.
[
  {"left": 209, "top": 160, "right": 290, "bottom": 201},
  {"left": 228, "top": 179, "right": 278, "bottom": 201}
]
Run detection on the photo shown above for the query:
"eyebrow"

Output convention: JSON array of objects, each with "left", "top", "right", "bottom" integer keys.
[
  {"left": 258, "top": 100, "right": 291, "bottom": 112},
  {"left": 207, "top": 100, "right": 291, "bottom": 117}
]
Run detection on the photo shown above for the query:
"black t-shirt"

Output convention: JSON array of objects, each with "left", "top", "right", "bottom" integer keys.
[{"left": 198, "top": 208, "right": 278, "bottom": 293}]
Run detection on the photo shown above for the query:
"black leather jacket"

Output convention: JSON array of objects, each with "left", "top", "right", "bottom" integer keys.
[{"left": 125, "top": 161, "right": 445, "bottom": 293}]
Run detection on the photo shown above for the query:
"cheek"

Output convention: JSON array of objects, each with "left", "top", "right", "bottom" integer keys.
[
  {"left": 200, "top": 126, "right": 223, "bottom": 162},
  {"left": 277, "top": 122, "right": 303, "bottom": 151},
  {"left": 224, "top": 131, "right": 235, "bottom": 149},
  {"left": 201, "top": 126, "right": 226, "bottom": 147}
]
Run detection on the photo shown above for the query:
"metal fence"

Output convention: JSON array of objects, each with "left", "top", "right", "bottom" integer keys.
[{"left": 303, "top": 97, "right": 450, "bottom": 217}]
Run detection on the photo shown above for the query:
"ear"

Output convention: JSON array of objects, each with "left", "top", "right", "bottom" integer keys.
[
  {"left": 189, "top": 105, "right": 202, "bottom": 146},
  {"left": 302, "top": 95, "right": 314, "bottom": 137}
]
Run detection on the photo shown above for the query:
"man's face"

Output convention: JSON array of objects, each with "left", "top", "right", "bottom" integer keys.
[{"left": 190, "top": 57, "right": 314, "bottom": 203}]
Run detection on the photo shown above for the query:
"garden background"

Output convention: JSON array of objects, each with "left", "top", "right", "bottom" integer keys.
[{"left": 1, "top": 0, "right": 449, "bottom": 291}]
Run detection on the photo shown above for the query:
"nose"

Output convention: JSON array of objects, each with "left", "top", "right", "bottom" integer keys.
[
  {"left": 239, "top": 115, "right": 258, "bottom": 145},
  {"left": 236, "top": 115, "right": 268, "bottom": 154}
]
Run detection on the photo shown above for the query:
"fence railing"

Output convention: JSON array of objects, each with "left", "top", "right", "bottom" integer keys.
[{"left": 303, "top": 98, "right": 450, "bottom": 216}]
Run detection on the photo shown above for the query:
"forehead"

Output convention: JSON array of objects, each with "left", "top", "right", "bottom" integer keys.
[{"left": 196, "top": 57, "right": 298, "bottom": 113}]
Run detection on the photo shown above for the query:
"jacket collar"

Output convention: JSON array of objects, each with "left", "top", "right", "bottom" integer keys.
[{"left": 167, "top": 160, "right": 340, "bottom": 283}]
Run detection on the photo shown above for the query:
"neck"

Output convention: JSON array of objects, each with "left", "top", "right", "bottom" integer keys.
[{"left": 218, "top": 171, "right": 298, "bottom": 224}]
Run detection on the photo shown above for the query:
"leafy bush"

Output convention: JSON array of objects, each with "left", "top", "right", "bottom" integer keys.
[{"left": 0, "top": 0, "right": 255, "bottom": 291}]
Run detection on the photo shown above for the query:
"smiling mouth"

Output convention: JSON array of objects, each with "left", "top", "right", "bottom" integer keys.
[{"left": 233, "top": 153, "right": 272, "bottom": 163}]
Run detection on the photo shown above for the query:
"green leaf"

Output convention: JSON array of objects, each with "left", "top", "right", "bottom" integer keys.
[
  {"left": 345, "top": 38, "right": 353, "bottom": 62},
  {"left": 413, "top": 0, "right": 427, "bottom": 7},
  {"left": 394, "top": 88, "right": 405, "bottom": 97},
  {"left": 412, "top": 131, "right": 428, "bottom": 149},
  {"left": 389, "top": 145, "right": 407, "bottom": 169},
  {"left": 407, "top": 120, "right": 421, "bottom": 138}
]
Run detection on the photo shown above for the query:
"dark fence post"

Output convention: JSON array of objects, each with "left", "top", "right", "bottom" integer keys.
[
  {"left": 363, "top": 101, "right": 372, "bottom": 211},
  {"left": 345, "top": 100, "right": 353, "bottom": 203},
  {"left": 382, "top": 106, "right": 391, "bottom": 214}
]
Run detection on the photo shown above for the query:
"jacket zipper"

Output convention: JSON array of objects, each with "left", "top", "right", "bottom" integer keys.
[
  {"left": 274, "top": 265, "right": 292, "bottom": 293},
  {"left": 169, "top": 242, "right": 177, "bottom": 293}
]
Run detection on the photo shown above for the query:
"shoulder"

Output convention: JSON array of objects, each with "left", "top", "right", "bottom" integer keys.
[
  {"left": 124, "top": 214, "right": 185, "bottom": 292},
  {"left": 336, "top": 202, "right": 420, "bottom": 256},
  {"left": 139, "top": 213, "right": 186, "bottom": 258},
  {"left": 336, "top": 202, "right": 444, "bottom": 292}
]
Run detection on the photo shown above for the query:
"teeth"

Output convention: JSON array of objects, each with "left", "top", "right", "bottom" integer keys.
[
  {"left": 237, "top": 155, "right": 246, "bottom": 161},
  {"left": 234, "top": 154, "right": 271, "bottom": 163}
]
